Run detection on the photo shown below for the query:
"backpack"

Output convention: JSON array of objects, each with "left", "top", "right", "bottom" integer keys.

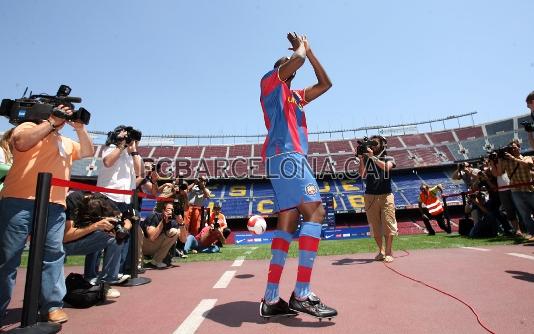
[{"left": 63, "top": 273, "right": 107, "bottom": 308}]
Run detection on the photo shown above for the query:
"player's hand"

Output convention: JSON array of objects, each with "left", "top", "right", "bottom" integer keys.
[
  {"left": 365, "top": 147, "right": 374, "bottom": 157},
  {"left": 301, "top": 35, "right": 310, "bottom": 52},
  {"left": 287, "top": 32, "right": 302, "bottom": 51}
]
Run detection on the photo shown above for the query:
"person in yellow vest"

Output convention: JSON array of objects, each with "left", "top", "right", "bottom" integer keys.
[{"left": 418, "top": 183, "right": 452, "bottom": 235}]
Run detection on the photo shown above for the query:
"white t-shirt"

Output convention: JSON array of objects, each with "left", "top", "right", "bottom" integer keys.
[
  {"left": 188, "top": 185, "right": 207, "bottom": 207},
  {"left": 96, "top": 145, "right": 136, "bottom": 204},
  {"left": 496, "top": 173, "right": 510, "bottom": 190}
]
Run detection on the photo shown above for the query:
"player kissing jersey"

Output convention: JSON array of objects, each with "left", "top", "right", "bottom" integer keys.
[{"left": 260, "top": 68, "right": 309, "bottom": 160}]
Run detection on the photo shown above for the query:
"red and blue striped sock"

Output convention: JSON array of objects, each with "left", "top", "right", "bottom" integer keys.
[
  {"left": 264, "top": 230, "right": 293, "bottom": 303},
  {"left": 294, "top": 222, "right": 322, "bottom": 300}
]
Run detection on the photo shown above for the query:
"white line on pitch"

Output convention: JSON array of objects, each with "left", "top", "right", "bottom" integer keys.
[
  {"left": 173, "top": 299, "right": 217, "bottom": 334},
  {"left": 244, "top": 251, "right": 252, "bottom": 255},
  {"left": 232, "top": 256, "right": 246, "bottom": 267},
  {"left": 460, "top": 247, "right": 490, "bottom": 252},
  {"left": 507, "top": 253, "right": 534, "bottom": 261},
  {"left": 213, "top": 270, "right": 236, "bottom": 289}
]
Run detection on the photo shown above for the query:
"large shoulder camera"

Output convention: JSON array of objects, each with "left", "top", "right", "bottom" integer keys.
[
  {"left": 520, "top": 120, "right": 534, "bottom": 133},
  {"left": 0, "top": 85, "right": 90, "bottom": 125},
  {"left": 106, "top": 125, "right": 142, "bottom": 146},
  {"left": 356, "top": 136, "right": 378, "bottom": 156},
  {"left": 488, "top": 146, "right": 512, "bottom": 161}
]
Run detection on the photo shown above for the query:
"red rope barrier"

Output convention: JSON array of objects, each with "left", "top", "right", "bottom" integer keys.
[
  {"left": 50, "top": 178, "right": 174, "bottom": 202},
  {"left": 442, "top": 181, "right": 534, "bottom": 199}
]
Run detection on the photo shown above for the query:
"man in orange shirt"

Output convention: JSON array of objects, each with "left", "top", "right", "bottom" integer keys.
[
  {"left": 0, "top": 105, "right": 93, "bottom": 324},
  {"left": 418, "top": 183, "right": 452, "bottom": 235}
]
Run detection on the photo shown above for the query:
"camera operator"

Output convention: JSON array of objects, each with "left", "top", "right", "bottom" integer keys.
[
  {"left": 140, "top": 202, "right": 187, "bottom": 268},
  {"left": 155, "top": 174, "right": 189, "bottom": 218},
  {"left": 358, "top": 135, "right": 397, "bottom": 263},
  {"left": 499, "top": 139, "right": 534, "bottom": 239},
  {"left": 96, "top": 125, "right": 142, "bottom": 273},
  {"left": 63, "top": 191, "right": 131, "bottom": 299},
  {"left": 452, "top": 162, "right": 480, "bottom": 187},
  {"left": 476, "top": 167, "right": 514, "bottom": 236},
  {"left": 209, "top": 203, "right": 231, "bottom": 247},
  {"left": 466, "top": 184, "right": 498, "bottom": 238},
  {"left": 0, "top": 128, "right": 14, "bottom": 191},
  {"left": 0, "top": 105, "right": 94, "bottom": 324},
  {"left": 526, "top": 91, "right": 534, "bottom": 150},
  {"left": 183, "top": 220, "right": 225, "bottom": 254},
  {"left": 185, "top": 175, "right": 211, "bottom": 236},
  {"left": 418, "top": 183, "right": 452, "bottom": 235}
]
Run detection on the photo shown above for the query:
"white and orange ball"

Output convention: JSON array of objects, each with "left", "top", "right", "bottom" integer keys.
[{"left": 247, "top": 215, "right": 267, "bottom": 235}]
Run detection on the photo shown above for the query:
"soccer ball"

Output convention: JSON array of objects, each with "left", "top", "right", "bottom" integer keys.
[{"left": 247, "top": 215, "right": 267, "bottom": 235}]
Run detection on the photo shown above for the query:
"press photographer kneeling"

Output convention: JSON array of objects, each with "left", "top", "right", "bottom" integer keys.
[
  {"left": 63, "top": 191, "right": 132, "bottom": 298},
  {"left": 140, "top": 202, "right": 188, "bottom": 269}
]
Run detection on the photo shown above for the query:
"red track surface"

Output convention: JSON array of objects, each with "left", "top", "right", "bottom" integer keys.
[{"left": 2, "top": 243, "right": 534, "bottom": 334}]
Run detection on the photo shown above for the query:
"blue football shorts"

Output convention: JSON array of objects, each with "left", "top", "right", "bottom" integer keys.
[{"left": 266, "top": 152, "right": 322, "bottom": 212}]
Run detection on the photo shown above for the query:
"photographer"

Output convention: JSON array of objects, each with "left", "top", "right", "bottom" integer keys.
[
  {"left": 209, "top": 203, "right": 231, "bottom": 247},
  {"left": 185, "top": 175, "right": 211, "bottom": 235},
  {"left": 155, "top": 174, "right": 189, "bottom": 217},
  {"left": 358, "top": 135, "right": 397, "bottom": 263},
  {"left": 452, "top": 162, "right": 480, "bottom": 187},
  {"left": 140, "top": 202, "right": 187, "bottom": 268},
  {"left": 183, "top": 221, "right": 225, "bottom": 254},
  {"left": 63, "top": 191, "right": 131, "bottom": 298},
  {"left": 0, "top": 128, "right": 14, "bottom": 191},
  {"left": 488, "top": 155, "right": 522, "bottom": 235},
  {"left": 466, "top": 184, "right": 498, "bottom": 238},
  {"left": 418, "top": 183, "right": 452, "bottom": 235},
  {"left": 525, "top": 91, "right": 534, "bottom": 150},
  {"left": 0, "top": 105, "right": 93, "bottom": 324},
  {"left": 96, "top": 125, "right": 142, "bottom": 273},
  {"left": 499, "top": 139, "right": 534, "bottom": 238}
]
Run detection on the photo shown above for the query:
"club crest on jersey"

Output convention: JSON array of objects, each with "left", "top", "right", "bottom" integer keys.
[{"left": 305, "top": 183, "right": 318, "bottom": 195}]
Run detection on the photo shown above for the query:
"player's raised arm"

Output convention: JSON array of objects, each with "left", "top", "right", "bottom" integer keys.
[
  {"left": 302, "top": 36, "right": 332, "bottom": 103},
  {"left": 278, "top": 32, "right": 306, "bottom": 81}
]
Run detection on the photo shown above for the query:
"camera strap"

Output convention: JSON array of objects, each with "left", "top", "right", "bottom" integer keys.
[{"left": 508, "top": 162, "right": 520, "bottom": 180}]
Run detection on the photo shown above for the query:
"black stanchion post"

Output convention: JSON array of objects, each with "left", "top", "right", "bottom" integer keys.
[
  {"left": 122, "top": 190, "right": 151, "bottom": 286},
  {"left": 8, "top": 173, "right": 61, "bottom": 333}
]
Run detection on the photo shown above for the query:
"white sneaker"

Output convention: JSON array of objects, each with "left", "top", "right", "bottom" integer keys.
[
  {"left": 109, "top": 274, "right": 130, "bottom": 285},
  {"left": 106, "top": 288, "right": 121, "bottom": 298},
  {"left": 150, "top": 260, "right": 168, "bottom": 269}
]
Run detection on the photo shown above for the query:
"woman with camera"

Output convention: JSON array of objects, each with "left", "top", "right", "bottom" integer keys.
[{"left": 358, "top": 135, "right": 397, "bottom": 263}]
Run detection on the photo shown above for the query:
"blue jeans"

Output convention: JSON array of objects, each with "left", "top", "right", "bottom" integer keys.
[
  {"left": 0, "top": 198, "right": 66, "bottom": 319},
  {"left": 183, "top": 235, "right": 220, "bottom": 253},
  {"left": 511, "top": 191, "right": 534, "bottom": 235},
  {"left": 63, "top": 231, "right": 122, "bottom": 283}
]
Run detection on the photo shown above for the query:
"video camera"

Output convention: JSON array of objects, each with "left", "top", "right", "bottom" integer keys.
[
  {"left": 356, "top": 136, "right": 378, "bottom": 156},
  {"left": 106, "top": 125, "right": 142, "bottom": 146},
  {"left": 520, "top": 120, "right": 534, "bottom": 133},
  {"left": 0, "top": 85, "right": 90, "bottom": 125},
  {"left": 488, "top": 146, "right": 512, "bottom": 161}
]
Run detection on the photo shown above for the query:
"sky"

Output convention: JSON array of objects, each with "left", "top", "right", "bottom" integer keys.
[{"left": 1, "top": 0, "right": 533, "bottom": 144}]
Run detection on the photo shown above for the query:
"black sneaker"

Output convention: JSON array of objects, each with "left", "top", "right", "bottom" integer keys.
[
  {"left": 259, "top": 298, "right": 298, "bottom": 318},
  {"left": 289, "top": 292, "right": 337, "bottom": 319}
]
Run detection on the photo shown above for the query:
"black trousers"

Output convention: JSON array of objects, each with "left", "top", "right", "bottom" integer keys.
[{"left": 423, "top": 212, "right": 452, "bottom": 234}]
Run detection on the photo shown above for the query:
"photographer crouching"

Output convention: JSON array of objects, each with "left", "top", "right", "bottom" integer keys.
[
  {"left": 63, "top": 191, "right": 131, "bottom": 299},
  {"left": 0, "top": 102, "right": 94, "bottom": 324},
  {"left": 140, "top": 202, "right": 188, "bottom": 269},
  {"left": 357, "top": 135, "right": 398, "bottom": 263}
]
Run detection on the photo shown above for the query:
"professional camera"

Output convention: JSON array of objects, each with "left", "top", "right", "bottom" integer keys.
[
  {"left": 173, "top": 177, "right": 188, "bottom": 191},
  {"left": 490, "top": 146, "right": 512, "bottom": 160},
  {"left": 0, "top": 85, "right": 90, "bottom": 125},
  {"left": 520, "top": 120, "right": 534, "bottom": 133},
  {"left": 213, "top": 221, "right": 220, "bottom": 229},
  {"left": 106, "top": 125, "right": 142, "bottom": 146},
  {"left": 356, "top": 136, "right": 378, "bottom": 156},
  {"left": 108, "top": 216, "right": 129, "bottom": 242}
]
